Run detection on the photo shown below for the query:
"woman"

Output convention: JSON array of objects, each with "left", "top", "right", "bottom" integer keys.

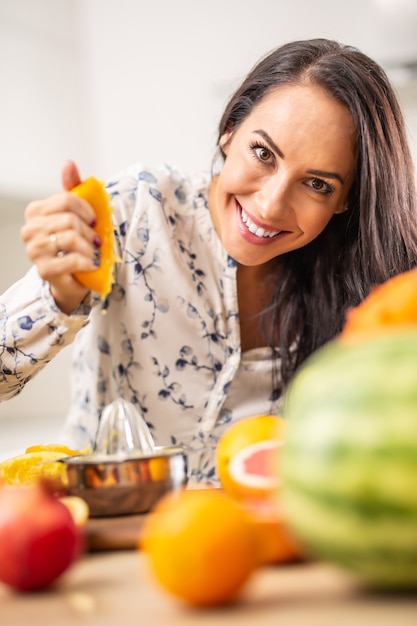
[{"left": 1, "top": 39, "right": 417, "bottom": 482}]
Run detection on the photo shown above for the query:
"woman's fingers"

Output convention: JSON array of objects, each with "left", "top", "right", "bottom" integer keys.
[
  {"left": 25, "top": 223, "right": 100, "bottom": 266},
  {"left": 23, "top": 190, "right": 96, "bottom": 226},
  {"left": 61, "top": 160, "right": 82, "bottom": 192},
  {"left": 20, "top": 165, "right": 102, "bottom": 313},
  {"left": 36, "top": 246, "right": 99, "bottom": 280},
  {"left": 22, "top": 199, "right": 97, "bottom": 247}
]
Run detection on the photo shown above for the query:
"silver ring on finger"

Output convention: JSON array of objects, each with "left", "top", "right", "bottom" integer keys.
[{"left": 49, "top": 232, "right": 66, "bottom": 258}]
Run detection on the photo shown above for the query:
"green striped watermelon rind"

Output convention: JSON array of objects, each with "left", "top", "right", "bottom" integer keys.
[
  {"left": 280, "top": 330, "right": 417, "bottom": 589},
  {"left": 282, "top": 484, "right": 417, "bottom": 588}
]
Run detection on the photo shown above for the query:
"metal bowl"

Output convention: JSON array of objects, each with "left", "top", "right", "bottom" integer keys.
[{"left": 60, "top": 446, "right": 188, "bottom": 517}]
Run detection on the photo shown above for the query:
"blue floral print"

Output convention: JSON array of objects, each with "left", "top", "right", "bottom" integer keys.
[{"left": 0, "top": 163, "right": 282, "bottom": 483}]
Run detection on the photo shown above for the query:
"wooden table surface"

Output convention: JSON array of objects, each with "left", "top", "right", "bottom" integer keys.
[{"left": 1, "top": 543, "right": 416, "bottom": 626}]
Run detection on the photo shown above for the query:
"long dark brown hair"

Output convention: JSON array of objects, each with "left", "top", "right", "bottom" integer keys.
[{"left": 216, "top": 38, "right": 417, "bottom": 387}]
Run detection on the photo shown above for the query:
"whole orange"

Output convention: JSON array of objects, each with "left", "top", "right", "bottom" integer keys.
[
  {"left": 215, "top": 414, "right": 285, "bottom": 503},
  {"left": 140, "top": 489, "right": 257, "bottom": 607}
]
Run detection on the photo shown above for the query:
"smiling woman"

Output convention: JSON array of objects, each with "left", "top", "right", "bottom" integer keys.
[
  {"left": 210, "top": 84, "right": 355, "bottom": 267},
  {"left": 210, "top": 83, "right": 356, "bottom": 354},
  {"left": 1, "top": 38, "right": 417, "bottom": 484}
]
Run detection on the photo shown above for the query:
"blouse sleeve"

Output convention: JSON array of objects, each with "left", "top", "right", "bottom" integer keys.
[{"left": 0, "top": 266, "right": 90, "bottom": 401}]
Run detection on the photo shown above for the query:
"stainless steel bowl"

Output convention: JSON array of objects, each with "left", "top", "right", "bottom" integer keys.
[{"left": 61, "top": 446, "right": 188, "bottom": 517}]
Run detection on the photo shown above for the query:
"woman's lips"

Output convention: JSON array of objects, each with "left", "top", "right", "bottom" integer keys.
[
  {"left": 241, "top": 207, "right": 281, "bottom": 238},
  {"left": 236, "top": 201, "right": 286, "bottom": 242}
]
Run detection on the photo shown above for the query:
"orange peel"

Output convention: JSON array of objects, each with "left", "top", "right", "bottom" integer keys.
[{"left": 71, "top": 176, "right": 118, "bottom": 298}]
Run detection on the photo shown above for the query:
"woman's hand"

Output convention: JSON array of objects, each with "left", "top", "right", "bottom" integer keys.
[{"left": 21, "top": 161, "right": 102, "bottom": 314}]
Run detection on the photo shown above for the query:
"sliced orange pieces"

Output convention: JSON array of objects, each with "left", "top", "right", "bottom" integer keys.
[
  {"left": 0, "top": 451, "right": 68, "bottom": 486},
  {"left": 0, "top": 443, "right": 89, "bottom": 487},
  {"left": 25, "top": 443, "right": 89, "bottom": 456}
]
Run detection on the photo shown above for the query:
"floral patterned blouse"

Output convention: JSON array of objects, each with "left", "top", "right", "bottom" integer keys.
[{"left": 0, "top": 162, "right": 283, "bottom": 483}]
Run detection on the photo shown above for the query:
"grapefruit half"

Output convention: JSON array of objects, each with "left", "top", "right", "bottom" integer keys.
[{"left": 215, "top": 414, "right": 285, "bottom": 502}]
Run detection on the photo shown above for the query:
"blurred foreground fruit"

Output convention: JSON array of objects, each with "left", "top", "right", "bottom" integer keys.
[
  {"left": 281, "top": 330, "right": 417, "bottom": 589},
  {"left": 244, "top": 502, "right": 305, "bottom": 566},
  {"left": 59, "top": 496, "right": 90, "bottom": 528},
  {"left": 341, "top": 268, "right": 417, "bottom": 344},
  {"left": 141, "top": 489, "right": 257, "bottom": 607},
  {"left": 0, "top": 482, "right": 83, "bottom": 591},
  {"left": 71, "top": 176, "right": 118, "bottom": 298},
  {"left": 215, "top": 415, "right": 285, "bottom": 503}
]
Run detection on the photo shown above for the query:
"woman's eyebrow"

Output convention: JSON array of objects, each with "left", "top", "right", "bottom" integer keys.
[
  {"left": 254, "top": 129, "right": 345, "bottom": 185},
  {"left": 253, "top": 129, "right": 284, "bottom": 159},
  {"left": 307, "top": 169, "right": 344, "bottom": 185}
]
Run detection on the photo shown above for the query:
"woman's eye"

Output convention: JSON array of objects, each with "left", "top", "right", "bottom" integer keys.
[
  {"left": 308, "top": 178, "right": 334, "bottom": 195},
  {"left": 254, "top": 145, "right": 272, "bottom": 162},
  {"left": 312, "top": 178, "right": 324, "bottom": 190}
]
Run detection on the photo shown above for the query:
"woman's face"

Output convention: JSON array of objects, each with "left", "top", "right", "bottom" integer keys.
[{"left": 210, "top": 83, "right": 356, "bottom": 266}]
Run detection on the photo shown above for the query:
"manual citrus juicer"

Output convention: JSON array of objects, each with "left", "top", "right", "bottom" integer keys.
[{"left": 60, "top": 398, "right": 188, "bottom": 517}]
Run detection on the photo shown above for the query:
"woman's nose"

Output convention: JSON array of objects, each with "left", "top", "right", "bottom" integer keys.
[{"left": 255, "top": 175, "right": 291, "bottom": 221}]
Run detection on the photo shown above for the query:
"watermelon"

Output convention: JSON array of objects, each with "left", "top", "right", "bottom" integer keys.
[{"left": 280, "top": 331, "right": 417, "bottom": 589}]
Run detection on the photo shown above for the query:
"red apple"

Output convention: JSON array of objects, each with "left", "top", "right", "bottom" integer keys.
[{"left": 0, "top": 482, "right": 83, "bottom": 591}]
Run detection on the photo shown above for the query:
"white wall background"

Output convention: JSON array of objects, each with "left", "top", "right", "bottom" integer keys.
[{"left": 1, "top": 0, "right": 417, "bottom": 456}]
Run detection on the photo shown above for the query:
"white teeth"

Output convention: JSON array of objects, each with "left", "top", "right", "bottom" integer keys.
[{"left": 241, "top": 208, "right": 280, "bottom": 238}]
